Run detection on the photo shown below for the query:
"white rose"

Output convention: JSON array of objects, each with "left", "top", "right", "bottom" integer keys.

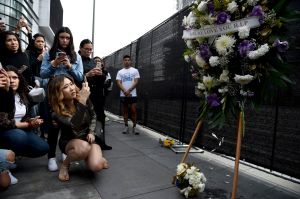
[
  {"left": 238, "top": 26, "right": 250, "bottom": 39},
  {"left": 227, "top": 1, "right": 238, "bottom": 13},
  {"left": 248, "top": 44, "right": 269, "bottom": 60},
  {"left": 234, "top": 74, "right": 254, "bottom": 85},
  {"left": 197, "top": 1, "right": 208, "bottom": 12}
]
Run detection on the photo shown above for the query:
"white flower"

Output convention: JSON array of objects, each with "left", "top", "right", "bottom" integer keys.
[
  {"left": 207, "top": 14, "right": 215, "bottom": 25},
  {"left": 195, "top": 54, "right": 206, "bottom": 68},
  {"left": 203, "top": 75, "right": 214, "bottom": 90},
  {"left": 219, "top": 70, "right": 229, "bottom": 82},
  {"left": 240, "top": 90, "right": 254, "bottom": 97},
  {"left": 247, "top": 0, "right": 259, "bottom": 6},
  {"left": 177, "top": 163, "right": 187, "bottom": 175},
  {"left": 198, "top": 183, "right": 206, "bottom": 192},
  {"left": 218, "top": 87, "right": 228, "bottom": 94},
  {"left": 234, "top": 74, "right": 254, "bottom": 85},
  {"left": 197, "top": 83, "right": 206, "bottom": 90},
  {"left": 187, "top": 11, "right": 197, "bottom": 27},
  {"left": 248, "top": 44, "right": 269, "bottom": 60},
  {"left": 215, "top": 35, "right": 236, "bottom": 55},
  {"left": 180, "top": 186, "right": 192, "bottom": 198},
  {"left": 197, "top": 0, "right": 208, "bottom": 12},
  {"left": 199, "top": 172, "right": 207, "bottom": 183},
  {"left": 182, "top": 16, "right": 188, "bottom": 27},
  {"left": 209, "top": 56, "right": 220, "bottom": 67},
  {"left": 227, "top": 1, "right": 238, "bottom": 13},
  {"left": 186, "top": 40, "right": 193, "bottom": 49},
  {"left": 238, "top": 26, "right": 250, "bottom": 39},
  {"left": 184, "top": 55, "right": 191, "bottom": 62}
]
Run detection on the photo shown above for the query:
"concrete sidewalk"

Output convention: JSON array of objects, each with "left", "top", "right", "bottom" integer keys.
[{"left": 0, "top": 114, "right": 299, "bottom": 199}]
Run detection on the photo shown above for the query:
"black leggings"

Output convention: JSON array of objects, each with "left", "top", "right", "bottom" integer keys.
[{"left": 47, "top": 126, "right": 60, "bottom": 159}]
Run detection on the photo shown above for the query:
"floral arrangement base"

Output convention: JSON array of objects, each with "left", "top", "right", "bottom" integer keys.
[{"left": 176, "top": 163, "right": 207, "bottom": 198}]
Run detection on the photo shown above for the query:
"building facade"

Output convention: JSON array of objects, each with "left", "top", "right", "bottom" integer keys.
[
  {"left": 0, "top": 0, "right": 63, "bottom": 49},
  {"left": 176, "top": 0, "right": 194, "bottom": 10}
]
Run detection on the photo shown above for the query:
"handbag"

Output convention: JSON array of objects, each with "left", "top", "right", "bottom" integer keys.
[{"left": 28, "top": 86, "right": 46, "bottom": 103}]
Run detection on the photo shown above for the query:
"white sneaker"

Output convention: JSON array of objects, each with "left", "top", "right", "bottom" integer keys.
[
  {"left": 48, "top": 158, "right": 58, "bottom": 171},
  {"left": 122, "top": 126, "right": 129, "bottom": 134},
  {"left": 61, "top": 153, "right": 67, "bottom": 162},
  {"left": 8, "top": 171, "right": 18, "bottom": 185}
]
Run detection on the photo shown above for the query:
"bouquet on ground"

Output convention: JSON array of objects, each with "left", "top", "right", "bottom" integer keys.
[{"left": 176, "top": 163, "right": 207, "bottom": 198}]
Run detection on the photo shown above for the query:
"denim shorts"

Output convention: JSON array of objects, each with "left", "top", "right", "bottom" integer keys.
[{"left": 0, "top": 149, "right": 16, "bottom": 172}]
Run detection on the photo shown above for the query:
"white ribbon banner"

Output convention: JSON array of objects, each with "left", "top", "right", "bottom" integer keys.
[{"left": 182, "top": 16, "right": 260, "bottom": 39}]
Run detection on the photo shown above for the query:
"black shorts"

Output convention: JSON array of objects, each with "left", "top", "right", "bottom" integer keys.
[{"left": 120, "top": 97, "right": 137, "bottom": 104}]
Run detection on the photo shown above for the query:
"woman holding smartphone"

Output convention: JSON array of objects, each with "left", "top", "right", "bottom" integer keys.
[
  {"left": 0, "top": 66, "right": 49, "bottom": 184},
  {"left": 40, "top": 27, "right": 84, "bottom": 172},
  {"left": 40, "top": 27, "right": 83, "bottom": 84},
  {"left": 48, "top": 74, "right": 108, "bottom": 181}
]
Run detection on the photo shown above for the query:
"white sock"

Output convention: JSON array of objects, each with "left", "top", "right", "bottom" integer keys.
[{"left": 8, "top": 170, "right": 18, "bottom": 185}]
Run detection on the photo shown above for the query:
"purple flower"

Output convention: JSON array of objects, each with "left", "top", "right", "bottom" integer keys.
[
  {"left": 199, "top": 44, "right": 212, "bottom": 61},
  {"left": 238, "top": 40, "right": 255, "bottom": 57},
  {"left": 207, "top": 93, "right": 220, "bottom": 107},
  {"left": 273, "top": 39, "right": 289, "bottom": 52},
  {"left": 207, "top": 1, "right": 214, "bottom": 15},
  {"left": 217, "top": 12, "right": 230, "bottom": 24},
  {"left": 250, "top": 6, "right": 264, "bottom": 24}
]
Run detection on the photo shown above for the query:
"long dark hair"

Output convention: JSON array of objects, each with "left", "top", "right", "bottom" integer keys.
[
  {"left": 5, "top": 65, "right": 29, "bottom": 106},
  {"left": 48, "top": 27, "right": 77, "bottom": 64},
  {"left": 0, "top": 31, "right": 22, "bottom": 58},
  {"left": 26, "top": 33, "right": 45, "bottom": 52}
]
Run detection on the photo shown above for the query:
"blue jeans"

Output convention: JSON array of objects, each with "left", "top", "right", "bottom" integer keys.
[{"left": 0, "top": 129, "right": 49, "bottom": 158}]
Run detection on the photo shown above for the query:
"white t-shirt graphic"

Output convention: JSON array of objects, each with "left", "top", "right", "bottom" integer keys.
[{"left": 116, "top": 67, "right": 140, "bottom": 97}]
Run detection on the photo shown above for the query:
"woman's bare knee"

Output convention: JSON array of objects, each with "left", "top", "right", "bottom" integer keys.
[
  {"left": 67, "top": 140, "right": 90, "bottom": 153},
  {"left": 88, "top": 159, "right": 107, "bottom": 172},
  {"left": 6, "top": 150, "right": 15, "bottom": 162}
]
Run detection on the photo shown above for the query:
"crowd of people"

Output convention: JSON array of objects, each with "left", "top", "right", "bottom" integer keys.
[
  {"left": 0, "top": 16, "right": 140, "bottom": 190},
  {"left": 0, "top": 15, "right": 141, "bottom": 191}
]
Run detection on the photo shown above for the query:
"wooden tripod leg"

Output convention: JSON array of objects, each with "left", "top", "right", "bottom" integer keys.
[
  {"left": 231, "top": 112, "right": 243, "bottom": 199},
  {"left": 172, "top": 120, "right": 203, "bottom": 184}
]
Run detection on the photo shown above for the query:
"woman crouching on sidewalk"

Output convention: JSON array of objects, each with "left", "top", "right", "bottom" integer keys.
[{"left": 48, "top": 74, "right": 108, "bottom": 181}]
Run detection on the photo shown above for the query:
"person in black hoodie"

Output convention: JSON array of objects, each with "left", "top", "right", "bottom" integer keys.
[
  {"left": 0, "top": 31, "right": 34, "bottom": 86},
  {"left": 79, "top": 39, "right": 112, "bottom": 150}
]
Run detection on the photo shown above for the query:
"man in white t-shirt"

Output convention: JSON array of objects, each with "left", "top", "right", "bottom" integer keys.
[{"left": 116, "top": 55, "right": 140, "bottom": 135}]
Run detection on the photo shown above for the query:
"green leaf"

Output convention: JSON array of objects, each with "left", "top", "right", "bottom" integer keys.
[
  {"left": 279, "top": 10, "right": 300, "bottom": 20},
  {"left": 273, "top": 0, "right": 288, "bottom": 13}
]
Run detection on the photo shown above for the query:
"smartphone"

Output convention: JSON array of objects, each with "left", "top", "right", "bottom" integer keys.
[
  {"left": 84, "top": 75, "right": 87, "bottom": 82},
  {"left": 56, "top": 51, "right": 66, "bottom": 57}
]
